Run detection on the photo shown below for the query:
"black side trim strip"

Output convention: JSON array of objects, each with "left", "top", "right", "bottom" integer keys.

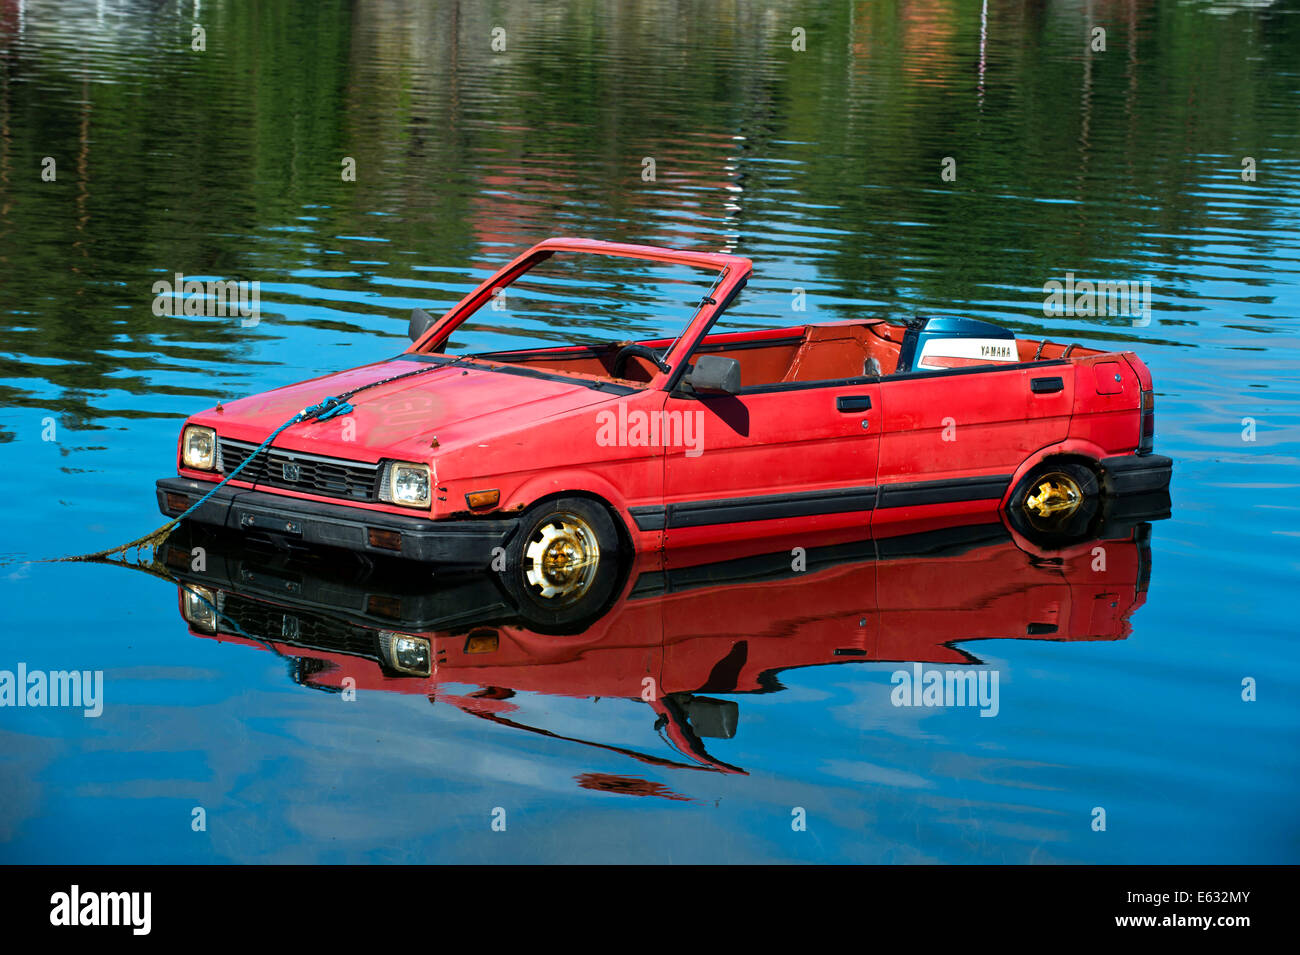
[
  {"left": 876, "top": 474, "right": 1011, "bottom": 509},
  {"left": 629, "top": 505, "right": 667, "bottom": 531},
  {"left": 643, "top": 476, "right": 1012, "bottom": 531},
  {"left": 667, "top": 486, "right": 876, "bottom": 528}
]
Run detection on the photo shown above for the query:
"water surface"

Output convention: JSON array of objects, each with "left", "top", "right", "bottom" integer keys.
[{"left": 0, "top": 0, "right": 1297, "bottom": 863}]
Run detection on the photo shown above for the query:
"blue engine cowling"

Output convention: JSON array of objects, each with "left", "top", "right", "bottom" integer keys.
[{"left": 895, "top": 316, "right": 1018, "bottom": 373}]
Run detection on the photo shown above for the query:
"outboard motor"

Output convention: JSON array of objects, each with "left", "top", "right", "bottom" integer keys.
[{"left": 895, "top": 316, "right": 1019, "bottom": 373}]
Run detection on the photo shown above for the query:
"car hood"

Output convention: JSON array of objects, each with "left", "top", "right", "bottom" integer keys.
[{"left": 190, "top": 357, "right": 621, "bottom": 461}]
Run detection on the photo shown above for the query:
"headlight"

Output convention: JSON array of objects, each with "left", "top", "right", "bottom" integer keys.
[
  {"left": 182, "top": 425, "right": 217, "bottom": 470},
  {"left": 381, "top": 632, "right": 431, "bottom": 676},
  {"left": 181, "top": 585, "right": 218, "bottom": 633},
  {"left": 382, "top": 461, "right": 431, "bottom": 508}
]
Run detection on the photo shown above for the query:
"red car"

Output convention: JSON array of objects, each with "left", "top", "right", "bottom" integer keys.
[{"left": 158, "top": 238, "right": 1172, "bottom": 613}]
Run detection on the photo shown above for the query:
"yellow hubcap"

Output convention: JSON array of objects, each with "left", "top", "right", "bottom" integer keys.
[
  {"left": 523, "top": 513, "right": 600, "bottom": 602},
  {"left": 1024, "top": 472, "right": 1083, "bottom": 519}
]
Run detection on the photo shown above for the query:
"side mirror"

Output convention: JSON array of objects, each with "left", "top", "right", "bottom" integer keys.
[
  {"left": 682, "top": 355, "right": 740, "bottom": 395},
  {"left": 408, "top": 308, "right": 435, "bottom": 342},
  {"left": 676, "top": 694, "right": 739, "bottom": 739}
]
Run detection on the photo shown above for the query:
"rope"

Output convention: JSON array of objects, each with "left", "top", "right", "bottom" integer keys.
[
  {"left": 43, "top": 354, "right": 464, "bottom": 565},
  {"left": 56, "top": 397, "right": 349, "bottom": 563}
]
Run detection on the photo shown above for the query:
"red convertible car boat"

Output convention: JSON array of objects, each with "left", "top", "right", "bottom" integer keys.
[{"left": 157, "top": 238, "right": 1171, "bottom": 612}]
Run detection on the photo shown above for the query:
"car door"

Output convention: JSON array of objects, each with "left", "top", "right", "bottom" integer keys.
[
  {"left": 873, "top": 363, "right": 1075, "bottom": 530},
  {"left": 658, "top": 379, "right": 881, "bottom": 548}
]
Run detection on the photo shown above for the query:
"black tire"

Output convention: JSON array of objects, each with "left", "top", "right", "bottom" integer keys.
[
  {"left": 500, "top": 496, "right": 623, "bottom": 631},
  {"left": 1006, "top": 459, "right": 1101, "bottom": 547}
]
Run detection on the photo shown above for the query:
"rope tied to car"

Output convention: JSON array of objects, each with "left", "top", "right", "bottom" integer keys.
[
  {"left": 41, "top": 355, "right": 466, "bottom": 565},
  {"left": 58, "top": 398, "right": 350, "bottom": 563}
]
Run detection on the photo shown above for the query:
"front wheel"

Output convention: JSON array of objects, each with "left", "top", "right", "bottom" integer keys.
[
  {"left": 501, "top": 497, "right": 623, "bottom": 630},
  {"left": 1006, "top": 460, "right": 1101, "bottom": 546}
]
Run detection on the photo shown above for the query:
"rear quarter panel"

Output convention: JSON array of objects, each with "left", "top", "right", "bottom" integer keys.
[{"left": 1066, "top": 352, "right": 1143, "bottom": 457}]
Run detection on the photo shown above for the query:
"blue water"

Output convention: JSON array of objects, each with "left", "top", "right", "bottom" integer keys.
[{"left": 0, "top": 0, "right": 1297, "bottom": 863}]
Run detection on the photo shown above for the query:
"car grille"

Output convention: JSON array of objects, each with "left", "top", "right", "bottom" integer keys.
[
  {"left": 219, "top": 592, "right": 381, "bottom": 660},
  {"left": 217, "top": 438, "right": 379, "bottom": 502}
]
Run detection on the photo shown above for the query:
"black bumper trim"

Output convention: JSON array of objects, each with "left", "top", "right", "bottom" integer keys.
[
  {"left": 1098, "top": 454, "right": 1173, "bottom": 496},
  {"left": 156, "top": 477, "right": 517, "bottom": 565}
]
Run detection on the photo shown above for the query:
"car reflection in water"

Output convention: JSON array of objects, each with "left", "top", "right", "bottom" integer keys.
[{"left": 162, "top": 492, "right": 1170, "bottom": 781}]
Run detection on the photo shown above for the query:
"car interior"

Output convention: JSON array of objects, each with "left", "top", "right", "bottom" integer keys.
[
  {"left": 469, "top": 319, "right": 1091, "bottom": 390},
  {"left": 471, "top": 320, "right": 910, "bottom": 388}
]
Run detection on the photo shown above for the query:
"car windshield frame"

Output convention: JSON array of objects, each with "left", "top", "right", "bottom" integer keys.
[{"left": 407, "top": 238, "right": 753, "bottom": 391}]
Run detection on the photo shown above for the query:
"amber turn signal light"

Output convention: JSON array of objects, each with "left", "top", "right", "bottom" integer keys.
[
  {"left": 465, "top": 489, "right": 500, "bottom": 510},
  {"left": 165, "top": 492, "right": 190, "bottom": 512},
  {"left": 464, "top": 630, "right": 499, "bottom": 654},
  {"left": 367, "top": 528, "right": 402, "bottom": 551}
]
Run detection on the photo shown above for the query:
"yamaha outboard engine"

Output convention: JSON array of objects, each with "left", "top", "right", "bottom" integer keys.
[{"left": 895, "top": 316, "right": 1019, "bottom": 373}]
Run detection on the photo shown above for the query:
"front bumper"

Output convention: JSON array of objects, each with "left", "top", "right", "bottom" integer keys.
[
  {"left": 1098, "top": 454, "right": 1174, "bottom": 496},
  {"left": 156, "top": 477, "right": 518, "bottom": 565}
]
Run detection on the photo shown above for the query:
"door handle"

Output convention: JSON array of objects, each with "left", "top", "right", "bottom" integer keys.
[
  {"left": 836, "top": 395, "right": 872, "bottom": 412},
  {"left": 1031, "top": 376, "right": 1064, "bottom": 394}
]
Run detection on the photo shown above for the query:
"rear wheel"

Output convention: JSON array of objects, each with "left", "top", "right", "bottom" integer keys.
[
  {"left": 1007, "top": 460, "right": 1101, "bottom": 545},
  {"left": 502, "top": 497, "right": 623, "bottom": 630}
]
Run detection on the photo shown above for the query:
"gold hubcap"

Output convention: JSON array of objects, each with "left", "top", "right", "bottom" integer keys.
[
  {"left": 523, "top": 512, "right": 600, "bottom": 602},
  {"left": 1024, "top": 472, "right": 1083, "bottom": 519}
]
